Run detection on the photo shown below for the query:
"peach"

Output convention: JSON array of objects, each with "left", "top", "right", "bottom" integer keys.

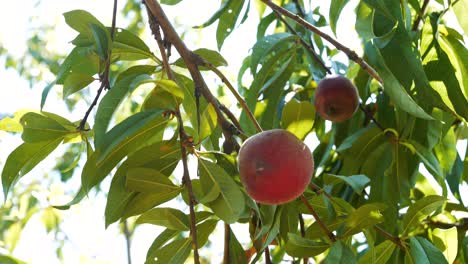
[
  {"left": 238, "top": 129, "right": 314, "bottom": 205},
  {"left": 314, "top": 76, "right": 359, "bottom": 122}
]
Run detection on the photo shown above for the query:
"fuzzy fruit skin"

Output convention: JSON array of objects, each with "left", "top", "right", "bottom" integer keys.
[
  {"left": 238, "top": 129, "right": 314, "bottom": 205},
  {"left": 314, "top": 76, "right": 359, "bottom": 122}
]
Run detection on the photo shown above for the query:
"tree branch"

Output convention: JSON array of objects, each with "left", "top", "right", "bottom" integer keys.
[
  {"left": 143, "top": 7, "right": 200, "bottom": 262},
  {"left": 300, "top": 195, "right": 336, "bottom": 242},
  {"left": 374, "top": 225, "right": 405, "bottom": 251},
  {"left": 259, "top": 0, "right": 383, "bottom": 84},
  {"left": 78, "top": 0, "right": 118, "bottom": 130},
  {"left": 411, "top": 0, "right": 430, "bottom": 31},
  {"left": 144, "top": 0, "right": 241, "bottom": 147}
]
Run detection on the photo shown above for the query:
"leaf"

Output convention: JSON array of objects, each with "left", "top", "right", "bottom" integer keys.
[
  {"left": 82, "top": 110, "right": 169, "bottom": 191},
  {"left": 324, "top": 240, "right": 357, "bottom": 264},
  {"left": 342, "top": 203, "right": 386, "bottom": 237},
  {"left": 281, "top": 100, "right": 315, "bottom": 140},
  {"left": 63, "top": 10, "right": 106, "bottom": 37},
  {"left": 357, "top": 240, "right": 396, "bottom": 264},
  {"left": 432, "top": 227, "right": 458, "bottom": 264},
  {"left": 0, "top": 111, "right": 25, "bottom": 132},
  {"left": 136, "top": 207, "right": 189, "bottom": 231},
  {"left": 216, "top": 0, "right": 245, "bottom": 49},
  {"left": 250, "top": 32, "right": 296, "bottom": 74},
  {"left": 285, "top": 233, "right": 330, "bottom": 257},
  {"left": 175, "top": 48, "right": 228, "bottom": 70},
  {"left": 199, "top": 103, "right": 218, "bottom": 141},
  {"left": 125, "top": 167, "right": 179, "bottom": 193},
  {"left": 329, "top": 0, "right": 350, "bottom": 35},
  {"left": 306, "top": 216, "right": 347, "bottom": 239},
  {"left": 90, "top": 23, "right": 111, "bottom": 60},
  {"left": 121, "top": 188, "right": 181, "bottom": 220},
  {"left": 20, "top": 112, "right": 72, "bottom": 142},
  {"left": 402, "top": 195, "right": 446, "bottom": 235},
  {"left": 226, "top": 227, "right": 247, "bottom": 264},
  {"left": 2, "top": 138, "right": 62, "bottom": 199},
  {"left": 142, "top": 88, "right": 180, "bottom": 111},
  {"left": 112, "top": 28, "right": 155, "bottom": 61},
  {"left": 409, "top": 236, "right": 448, "bottom": 264},
  {"left": 145, "top": 229, "right": 179, "bottom": 264},
  {"left": 323, "top": 174, "right": 370, "bottom": 195},
  {"left": 0, "top": 254, "right": 27, "bottom": 264},
  {"left": 94, "top": 65, "right": 155, "bottom": 147},
  {"left": 452, "top": 1, "right": 467, "bottom": 35},
  {"left": 365, "top": 43, "right": 433, "bottom": 120},
  {"left": 196, "top": 219, "right": 218, "bottom": 248},
  {"left": 198, "top": 159, "right": 245, "bottom": 223},
  {"left": 41, "top": 207, "right": 60, "bottom": 233},
  {"left": 194, "top": 0, "right": 233, "bottom": 29},
  {"left": 153, "top": 238, "right": 192, "bottom": 264},
  {"left": 403, "top": 140, "right": 442, "bottom": 180},
  {"left": 62, "top": 73, "right": 95, "bottom": 98}
]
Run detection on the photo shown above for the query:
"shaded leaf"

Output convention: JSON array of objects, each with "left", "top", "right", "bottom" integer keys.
[
  {"left": 324, "top": 240, "right": 357, "bottom": 264},
  {"left": 136, "top": 207, "right": 189, "bottom": 231},
  {"left": 323, "top": 174, "right": 370, "bottom": 195},
  {"left": 357, "top": 240, "right": 396, "bottom": 264},
  {"left": 409, "top": 236, "right": 448, "bottom": 264},
  {"left": 126, "top": 167, "right": 179, "bottom": 193},
  {"left": 285, "top": 233, "right": 330, "bottom": 257},
  {"left": 402, "top": 195, "right": 446, "bottom": 235}
]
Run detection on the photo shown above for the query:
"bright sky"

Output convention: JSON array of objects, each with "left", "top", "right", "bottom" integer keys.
[{"left": 0, "top": 0, "right": 466, "bottom": 263}]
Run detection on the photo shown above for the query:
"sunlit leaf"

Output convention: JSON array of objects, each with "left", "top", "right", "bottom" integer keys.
[
  {"left": 357, "top": 240, "right": 396, "bottom": 264},
  {"left": 402, "top": 195, "right": 446, "bottom": 235},
  {"left": 432, "top": 227, "right": 458, "bottom": 264},
  {"left": 281, "top": 99, "right": 315, "bottom": 140},
  {"left": 136, "top": 207, "right": 190, "bottom": 231}
]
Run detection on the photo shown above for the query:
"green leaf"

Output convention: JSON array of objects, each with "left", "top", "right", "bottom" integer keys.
[
  {"left": 20, "top": 112, "right": 72, "bottom": 142},
  {"left": 160, "top": 0, "right": 183, "bottom": 5},
  {"left": 62, "top": 73, "right": 95, "bottom": 98},
  {"left": 342, "top": 203, "right": 386, "bottom": 237},
  {"left": 365, "top": 43, "right": 433, "bottom": 120},
  {"left": 153, "top": 238, "right": 192, "bottom": 264},
  {"left": 226, "top": 227, "right": 247, "bottom": 264},
  {"left": 324, "top": 240, "right": 357, "bottom": 264},
  {"left": 2, "top": 138, "right": 62, "bottom": 199},
  {"left": 281, "top": 100, "right": 315, "bottom": 140},
  {"left": 216, "top": 0, "right": 245, "bottom": 49},
  {"left": 403, "top": 140, "right": 443, "bottom": 180},
  {"left": 145, "top": 229, "right": 179, "bottom": 264},
  {"left": 357, "top": 240, "right": 396, "bottom": 264},
  {"left": 323, "top": 174, "right": 370, "bottom": 195},
  {"left": 142, "top": 88, "right": 179, "bottom": 111},
  {"left": 409, "top": 236, "right": 448, "bottom": 264},
  {"left": 121, "top": 188, "right": 181, "bottom": 220},
  {"left": 82, "top": 110, "right": 169, "bottom": 191},
  {"left": 198, "top": 159, "right": 245, "bottom": 223},
  {"left": 41, "top": 207, "right": 60, "bottom": 233},
  {"left": 63, "top": 10, "right": 106, "bottom": 37},
  {"left": 0, "top": 254, "right": 27, "bottom": 264},
  {"left": 126, "top": 167, "right": 179, "bottom": 193},
  {"left": 175, "top": 48, "right": 228, "bottom": 70},
  {"left": 250, "top": 32, "right": 296, "bottom": 74},
  {"left": 90, "top": 23, "right": 111, "bottom": 60},
  {"left": 199, "top": 103, "right": 218, "bottom": 141},
  {"left": 285, "top": 233, "right": 330, "bottom": 257},
  {"left": 402, "top": 195, "right": 446, "bottom": 235},
  {"left": 94, "top": 65, "right": 155, "bottom": 148},
  {"left": 136, "top": 207, "right": 189, "bottom": 231},
  {"left": 112, "top": 28, "right": 156, "bottom": 61},
  {"left": 330, "top": 0, "right": 350, "bottom": 35},
  {"left": 194, "top": 0, "right": 233, "bottom": 29},
  {"left": 432, "top": 227, "right": 458, "bottom": 264},
  {"left": 196, "top": 219, "right": 218, "bottom": 248},
  {"left": 0, "top": 111, "right": 25, "bottom": 132},
  {"left": 306, "top": 216, "right": 347, "bottom": 239},
  {"left": 452, "top": 1, "right": 467, "bottom": 35}
]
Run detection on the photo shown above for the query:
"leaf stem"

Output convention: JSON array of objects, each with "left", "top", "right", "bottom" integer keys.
[
  {"left": 411, "top": 0, "right": 430, "bottom": 31},
  {"left": 259, "top": 0, "right": 383, "bottom": 84},
  {"left": 300, "top": 195, "right": 336, "bottom": 242},
  {"left": 298, "top": 214, "right": 309, "bottom": 264},
  {"left": 223, "top": 223, "right": 230, "bottom": 264},
  {"left": 374, "top": 225, "right": 405, "bottom": 250}
]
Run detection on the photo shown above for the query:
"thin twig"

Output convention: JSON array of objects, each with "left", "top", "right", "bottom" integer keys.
[
  {"left": 272, "top": 9, "right": 330, "bottom": 74},
  {"left": 374, "top": 225, "right": 405, "bottom": 251},
  {"left": 123, "top": 220, "right": 132, "bottom": 264},
  {"left": 359, "top": 103, "right": 385, "bottom": 131},
  {"left": 260, "top": 0, "right": 383, "bottom": 84},
  {"left": 411, "top": 0, "right": 430, "bottom": 31},
  {"left": 223, "top": 223, "right": 230, "bottom": 264},
  {"left": 264, "top": 246, "right": 272, "bottom": 264},
  {"left": 205, "top": 63, "right": 263, "bottom": 133},
  {"left": 298, "top": 214, "right": 308, "bottom": 264},
  {"left": 177, "top": 110, "right": 201, "bottom": 264},
  {"left": 78, "top": 0, "right": 118, "bottom": 130},
  {"left": 300, "top": 195, "right": 336, "bottom": 242}
]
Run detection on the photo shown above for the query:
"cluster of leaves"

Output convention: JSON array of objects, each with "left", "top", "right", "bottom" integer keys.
[{"left": 1, "top": 0, "right": 467, "bottom": 263}]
